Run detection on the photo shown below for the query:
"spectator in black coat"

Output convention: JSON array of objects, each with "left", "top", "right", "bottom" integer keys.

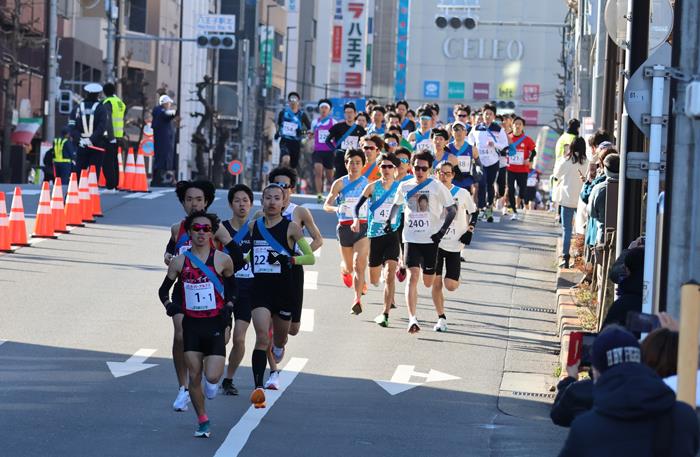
[
  {"left": 558, "top": 325, "right": 699, "bottom": 457},
  {"left": 551, "top": 361, "right": 594, "bottom": 427},
  {"left": 602, "top": 247, "right": 644, "bottom": 329}
]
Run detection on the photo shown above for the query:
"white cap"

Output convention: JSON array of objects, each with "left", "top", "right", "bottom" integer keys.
[
  {"left": 452, "top": 121, "right": 467, "bottom": 129},
  {"left": 159, "top": 94, "right": 174, "bottom": 105},
  {"left": 84, "top": 83, "right": 103, "bottom": 94}
]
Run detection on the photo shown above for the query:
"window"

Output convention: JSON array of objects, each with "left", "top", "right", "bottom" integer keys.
[
  {"left": 273, "top": 32, "right": 283, "bottom": 60},
  {"left": 127, "top": 0, "right": 147, "bottom": 33},
  {"left": 92, "top": 69, "right": 101, "bottom": 83}
]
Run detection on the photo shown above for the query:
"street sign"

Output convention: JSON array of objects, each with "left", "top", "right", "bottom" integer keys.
[
  {"left": 423, "top": 80, "right": 440, "bottom": 99},
  {"left": 227, "top": 159, "right": 243, "bottom": 176},
  {"left": 196, "top": 14, "right": 236, "bottom": 34},
  {"left": 604, "top": 0, "right": 673, "bottom": 52},
  {"left": 139, "top": 138, "right": 154, "bottom": 157},
  {"left": 624, "top": 42, "right": 671, "bottom": 148},
  {"left": 374, "top": 365, "right": 460, "bottom": 396}
]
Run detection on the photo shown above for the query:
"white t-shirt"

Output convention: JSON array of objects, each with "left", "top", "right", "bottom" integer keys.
[
  {"left": 439, "top": 186, "right": 477, "bottom": 252},
  {"left": 467, "top": 125, "right": 509, "bottom": 167},
  {"left": 394, "top": 178, "right": 454, "bottom": 244}
]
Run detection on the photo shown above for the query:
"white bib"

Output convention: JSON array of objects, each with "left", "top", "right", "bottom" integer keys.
[
  {"left": 318, "top": 129, "right": 330, "bottom": 144},
  {"left": 341, "top": 196, "right": 366, "bottom": 219},
  {"left": 442, "top": 225, "right": 458, "bottom": 242},
  {"left": 407, "top": 212, "right": 430, "bottom": 234},
  {"left": 499, "top": 156, "right": 508, "bottom": 167},
  {"left": 184, "top": 281, "right": 216, "bottom": 311},
  {"left": 416, "top": 140, "right": 431, "bottom": 152},
  {"left": 253, "top": 244, "right": 281, "bottom": 274},
  {"left": 527, "top": 175, "right": 537, "bottom": 187},
  {"left": 341, "top": 136, "right": 358, "bottom": 150},
  {"left": 510, "top": 150, "right": 524, "bottom": 165},
  {"left": 458, "top": 156, "right": 472, "bottom": 172},
  {"left": 282, "top": 121, "right": 298, "bottom": 137},
  {"left": 372, "top": 202, "right": 393, "bottom": 223},
  {"left": 235, "top": 251, "right": 254, "bottom": 279}
]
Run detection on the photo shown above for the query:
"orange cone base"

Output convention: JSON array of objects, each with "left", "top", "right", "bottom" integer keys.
[
  {"left": 54, "top": 229, "right": 71, "bottom": 234},
  {"left": 94, "top": 213, "right": 104, "bottom": 217},
  {"left": 83, "top": 218, "right": 96, "bottom": 223},
  {"left": 31, "top": 234, "right": 58, "bottom": 239},
  {"left": 11, "top": 242, "right": 31, "bottom": 247},
  {"left": 68, "top": 222, "right": 85, "bottom": 227},
  {"left": 0, "top": 247, "right": 16, "bottom": 253}
]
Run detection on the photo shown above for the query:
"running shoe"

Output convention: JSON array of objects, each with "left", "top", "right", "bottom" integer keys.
[
  {"left": 173, "top": 386, "right": 190, "bottom": 412},
  {"left": 407, "top": 317, "right": 421, "bottom": 334},
  {"left": 221, "top": 378, "right": 238, "bottom": 396},
  {"left": 316, "top": 193, "right": 324, "bottom": 203},
  {"left": 374, "top": 314, "right": 389, "bottom": 327},
  {"left": 272, "top": 345, "right": 285, "bottom": 364},
  {"left": 194, "top": 420, "right": 210, "bottom": 438},
  {"left": 250, "top": 387, "right": 266, "bottom": 409},
  {"left": 396, "top": 267, "right": 407, "bottom": 282},
  {"left": 204, "top": 380, "right": 218, "bottom": 400},
  {"left": 486, "top": 207, "right": 494, "bottom": 223},
  {"left": 264, "top": 370, "right": 280, "bottom": 390},
  {"left": 342, "top": 272, "right": 353, "bottom": 288},
  {"left": 509, "top": 212, "right": 519, "bottom": 221},
  {"left": 433, "top": 317, "right": 448, "bottom": 332},
  {"left": 351, "top": 302, "right": 363, "bottom": 315}
]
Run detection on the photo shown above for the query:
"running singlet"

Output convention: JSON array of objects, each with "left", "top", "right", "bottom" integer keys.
[
  {"left": 280, "top": 108, "right": 303, "bottom": 140},
  {"left": 367, "top": 180, "right": 400, "bottom": 238},
  {"left": 180, "top": 249, "right": 225, "bottom": 318},
  {"left": 449, "top": 141, "right": 473, "bottom": 174},
  {"left": 251, "top": 218, "right": 293, "bottom": 277},
  {"left": 413, "top": 129, "right": 432, "bottom": 152},
  {"left": 313, "top": 116, "right": 334, "bottom": 152},
  {"left": 336, "top": 175, "right": 368, "bottom": 223},
  {"left": 222, "top": 220, "right": 253, "bottom": 280},
  {"left": 175, "top": 220, "right": 218, "bottom": 255},
  {"left": 432, "top": 149, "right": 453, "bottom": 169}
]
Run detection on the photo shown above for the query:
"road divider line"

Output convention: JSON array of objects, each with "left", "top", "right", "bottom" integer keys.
[
  {"left": 213, "top": 357, "right": 308, "bottom": 457},
  {"left": 300, "top": 309, "right": 314, "bottom": 332},
  {"left": 303, "top": 270, "right": 318, "bottom": 290}
]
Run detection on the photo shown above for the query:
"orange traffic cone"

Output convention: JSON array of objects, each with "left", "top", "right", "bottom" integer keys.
[
  {"left": 123, "top": 147, "right": 136, "bottom": 191},
  {"left": 117, "top": 147, "right": 125, "bottom": 190},
  {"left": 78, "top": 170, "right": 95, "bottom": 223},
  {"left": 51, "top": 177, "right": 69, "bottom": 233},
  {"left": 32, "top": 181, "right": 57, "bottom": 239},
  {"left": 0, "top": 192, "right": 14, "bottom": 252},
  {"left": 132, "top": 150, "right": 150, "bottom": 192},
  {"left": 8, "top": 187, "right": 29, "bottom": 246},
  {"left": 65, "top": 173, "right": 84, "bottom": 227},
  {"left": 98, "top": 167, "right": 106, "bottom": 187},
  {"left": 88, "top": 165, "right": 104, "bottom": 217}
]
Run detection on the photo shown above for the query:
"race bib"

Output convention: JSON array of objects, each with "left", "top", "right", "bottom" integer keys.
[
  {"left": 373, "top": 202, "right": 393, "bottom": 223},
  {"left": 341, "top": 136, "right": 358, "bottom": 150},
  {"left": 235, "top": 251, "right": 254, "bottom": 279},
  {"left": 184, "top": 281, "right": 216, "bottom": 311},
  {"left": 341, "top": 196, "right": 366, "bottom": 219},
  {"left": 178, "top": 244, "right": 191, "bottom": 255},
  {"left": 402, "top": 129, "right": 410, "bottom": 139},
  {"left": 407, "top": 212, "right": 430, "bottom": 234},
  {"left": 253, "top": 244, "right": 281, "bottom": 274},
  {"left": 318, "top": 129, "right": 329, "bottom": 144},
  {"left": 416, "top": 140, "right": 431, "bottom": 152},
  {"left": 527, "top": 176, "right": 537, "bottom": 187},
  {"left": 499, "top": 156, "right": 508, "bottom": 167},
  {"left": 442, "top": 225, "right": 458, "bottom": 242},
  {"left": 458, "top": 156, "right": 472, "bottom": 172},
  {"left": 282, "top": 121, "right": 298, "bottom": 137},
  {"left": 510, "top": 150, "right": 524, "bottom": 165}
]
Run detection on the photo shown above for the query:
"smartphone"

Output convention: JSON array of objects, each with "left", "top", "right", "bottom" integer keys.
[
  {"left": 568, "top": 331, "right": 597, "bottom": 367},
  {"left": 626, "top": 311, "right": 661, "bottom": 333}
]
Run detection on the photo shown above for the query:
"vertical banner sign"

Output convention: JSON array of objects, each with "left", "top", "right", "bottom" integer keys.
[
  {"left": 340, "top": 0, "right": 369, "bottom": 96},
  {"left": 394, "top": 0, "right": 410, "bottom": 100},
  {"left": 259, "top": 26, "right": 274, "bottom": 87},
  {"left": 332, "top": 0, "right": 343, "bottom": 63}
]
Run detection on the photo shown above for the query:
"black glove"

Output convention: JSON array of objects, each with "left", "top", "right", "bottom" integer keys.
[
  {"left": 431, "top": 229, "right": 446, "bottom": 245},
  {"left": 165, "top": 301, "right": 181, "bottom": 317},
  {"left": 274, "top": 132, "right": 280, "bottom": 140},
  {"left": 383, "top": 220, "right": 393, "bottom": 234},
  {"left": 459, "top": 230, "right": 473, "bottom": 246},
  {"left": 267, "top": 250, "right": 290, "bottom": 266}
]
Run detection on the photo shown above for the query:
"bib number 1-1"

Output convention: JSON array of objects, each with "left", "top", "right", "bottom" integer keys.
[{"left": 184, "top": 282, "right": 216, "bottom": 311}]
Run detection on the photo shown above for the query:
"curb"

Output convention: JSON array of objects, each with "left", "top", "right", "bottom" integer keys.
[{"left": 554, "top": 236, "right": 586, "bottom": 373}]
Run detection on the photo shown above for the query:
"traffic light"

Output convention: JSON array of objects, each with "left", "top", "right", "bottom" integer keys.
[
  {"left": 435, "top": 16, "right": 477, "bottom": 29},
  {"left": 492, "top": 100, "right": 517, "bottom": 112},
  {"left": 196, "top": 33, "right": 235, "bottom": 50},
  {"left": 58, "top": 90, "right": 73, "bottom": 114}
]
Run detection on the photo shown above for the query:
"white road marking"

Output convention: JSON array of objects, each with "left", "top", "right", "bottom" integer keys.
[
  {"left": 300, "top": 309, "right": 314, "bottom": 332},
  {"left": 106, "top": 348, "right": 158, "bottom": 378},
  {"left": 16, "top": 189, "right": 41, "bottom": 195},
  {"left": 303, "top": 270, "right": 318, "bottom": 290},
  {"left": 139, "top": 192, "right": 165, "bottom": 200},
  {"left": 213, "top": 357, "right": 308, "bottom": 457},
  {"left": 301, "top": 203, "right": 324, "bottom": 211},
  {"left": 122, "top": 193, "right": 146, "bottom": 199},
  {"left": 375, "top": 365, "right": 460, "bottom": 396}
]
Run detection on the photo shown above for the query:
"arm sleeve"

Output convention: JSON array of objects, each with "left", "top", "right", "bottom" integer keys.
[
  {"left": 224, "top": 240, "right": 245, "bottom": 272},
  {"left": 292, "top": 238, "right": 315, "bottom": 266},
  {"left": 223, "top": 274, "right": 237, "bottom": 304},
  {"left": 158, "top": 276, "right": 176, "bottom": 304},
  {"left": 439, "top": 204, "right": 457, "bottom": 233},
  {"left": 90, "top": 105, "right": 108, "bottom": 144},
  {"left": 302, "top": 113, "right": 311, "bottom": 130},
  {"left": 325, "top": 125, "right": 337, "bottom": 149},
  {"left": 529, "top": 149, "right": 537, "bottom": 161},
  {"left": 165, "top": 238, "right": 177, "bottom": 256},
  {"left": 355, "top": 194, "right": 369, "bottom": 218}
]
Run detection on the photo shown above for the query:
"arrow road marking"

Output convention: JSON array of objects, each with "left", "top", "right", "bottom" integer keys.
[
  {"left": 106, "top": 348, "right": 158, "bottom": 378},
  {"left": 375, "top": 365, "right": 460, "bottom": 396},
  {"left": 214, "top": 357, "right": 308, "bottom": 457}
]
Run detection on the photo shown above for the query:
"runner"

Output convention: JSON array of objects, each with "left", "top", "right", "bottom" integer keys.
[
  {"left": 430, "top": 128, "right": 457, "bottom": 170},
  {"left": 367, "top": 105, "right": 386, "bottom": 135},
  {"left": 158, "top": 211, "right": 236, "bottom": 438},
  {"left": 450, "top": 120, "right": 480, "bottom": 196},
  {"left": 431, "top": 162, "right": 477, "bottom": 332},
  {"left": 506, "top": 116, "right": 537, "bottom": 220},
  {"left": 383, "top": 132, "right": 400, "bottom": 154},
  {"left": 325, "top": 102, "right": 367, "bottom": 181},
  {"left": 408, "top": 108, "right": 434, "bottom": 152},
  {"left": 385, "top": 150, "right": 457, "bottom": 333},
  {"left": 264, "top": 167, "right": 323, "bottom": 389},
  {"left": 249, "top": 184, "right": 315, "bottom": 409},
  {"left": 394, "top": 147, "right": 413, "bottom": 283},
  {"left": 360, "top": 134, "right": 384, "bottom": 182},
  {"left": 386, "top": 112, "right": 401, "bottom": 131},
  {"left": 355, "top": 111, "right": 370, "bottom": 131},
  {"left": 467, "top": 103, "right": 509, "bottom": 222},
  {"left": 219, "top": 184, "right": 255, "bottom": 396},
  {"left": 311, "top": 98, "right": 336, "bottom": 202},
  {"left": 351, "top": 153, "right": 402, "bottom": 327},
  {"left": 496, "top": 114, "right": 513, "bottom": 215},
  {"left": 396, "top": 100, "right": 415, "bottom": 138},
  {"left": 323, "top": 149, "right": 369, "bottom": 314},
  {"left": 275, "top": 91, "right": 311, "bottom": 170}
]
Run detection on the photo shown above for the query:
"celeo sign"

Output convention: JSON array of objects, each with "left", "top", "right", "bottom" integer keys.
[{"left": 443, "top": 38, "right": 524, "bottom": 61}]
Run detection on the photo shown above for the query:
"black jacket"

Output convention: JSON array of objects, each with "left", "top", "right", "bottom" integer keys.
[
  {"left": 551, "top": 377, "right": 594, "bottom": 427},
  {"left": 602, "top": 270, "right": 643, "bottom": 329},
  {"left": 558, "top": 363, "right": 699, "bottom": 457}
]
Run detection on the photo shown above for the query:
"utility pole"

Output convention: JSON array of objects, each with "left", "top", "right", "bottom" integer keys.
[
  {"left": 46, "top": 0, "right": 58, "bottom": 140},
  {"left": 284, "top": 26, "right": 296, "bottom": 97},
  {"left": 1, "top": 1, "right": 21, "bottom": 182},
  {"left": 105, "top": 0, "right": 115, "bottom": 83}
]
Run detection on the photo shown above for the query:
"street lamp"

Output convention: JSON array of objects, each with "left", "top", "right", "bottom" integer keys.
[{"left": 284, "top": 25, "right": 296, "bottom": 97}]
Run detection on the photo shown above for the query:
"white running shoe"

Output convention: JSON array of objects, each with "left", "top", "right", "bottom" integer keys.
[
  {"left": 407, "top": 316, "right": 421, "bottom": 334},
  {"left": 264, "top": 371, "right": 280, "bottom": 390},
  {"left": 509, "top": 212, "right": 519, "bottom": 221},
  {"left": 173, "top": 386, "right": 190, "bottom": 411},
  {"left": 433, "top": 317, "right": 448, "bottom": 332},
  {"left": 204, "top": 380, "right": 218, "bottom": 400},
  {"left": 272, "top": 345, "right": 285, "bottom": 363}
]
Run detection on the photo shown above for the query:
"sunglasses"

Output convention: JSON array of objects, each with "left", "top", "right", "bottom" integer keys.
[
  {"left": 413, "top": 165, "right": 429, "bottom": 172},
  {"left": 386, "top": 141, "right": 398, "bottom": 147},
  {"left": 380, "top": 164, "right": 395, "bottom": 169},
  {"left": 420, "top": 116, "right": 431, "bottom": 121},
  {"left": 438, "top": 171, "right": 453, "bottom": 176},
  {"left": 363, "top": 145, "right": 377, "bottom": 150},
  {"left": 274, "top": 182, "right": 293, "bottom": 189},
  {"left": 458, "top": 114, "right": 468, "bottom": 118},
  {"left": 191, "top": 224, "right": 212, "bottom": 233}
]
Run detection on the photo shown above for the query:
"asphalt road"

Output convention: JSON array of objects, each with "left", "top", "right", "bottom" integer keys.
[{"left": 0, "top": 185, "right": 567, "bottom": 457}]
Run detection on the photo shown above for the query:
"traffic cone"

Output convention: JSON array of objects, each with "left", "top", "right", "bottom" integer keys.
[
  {"left": 32, "top": 181, "right": 57, "bottom": 239},
  {"left": 51, "top": 177, "right": 69, "bottom": 233},
  {"left": 123, "top": 147, "right": 136, "bottom": 191},
  {"left": 98, "top": 168, "right": 106, "bottom": 187},
  {"left": 0, "top": 192, "right": 14, "bottom": 253},
  {"left": 88, "top": 165, "right": 104, "bottom": 217},
  {"left": 8, "top": 187, "right": 29, "bottom": 246},
  {"left": 65, "top": 172, "right": 84, "bottom": 227},
  {"left": 78, "top": 170, "right": 95, "bottom": 223},
  {"left": 132, "top": 150, "right": 150, "bottom": 192},
  {"left": 117, "top": 147, "right": 125, "bottom": 190}
]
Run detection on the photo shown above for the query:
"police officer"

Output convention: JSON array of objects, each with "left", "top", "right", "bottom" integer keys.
[
  {"left": 43, "top": 127, "right": 76, "bottom": 183},
  {"left": 275, "top": 92, "right": 311, "bottom": 170},
  {"left": 101, "top": 82, "right": 126, "bottom": 191},
  {"left": 71, "top": 83, "right": 108, "bottom": 176},
  {"left": 152, "top": 94, "right": 178, "bottom": 186}
]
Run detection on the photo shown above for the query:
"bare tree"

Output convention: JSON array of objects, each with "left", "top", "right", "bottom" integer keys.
[{"left": 191, "top": 75, "right": 215, "bottom": 180}]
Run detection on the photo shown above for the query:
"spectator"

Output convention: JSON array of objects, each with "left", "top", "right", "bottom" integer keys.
[
  {"left": 602, "top": 247, "right": 644, "bottom": 329},
  {"left": 555, "top": 118, "right": 580, "bottom": 161},
  {"left": 551, "top": 359, "right": 594, "bottom": 427},
  {"left": 587, "top": 153, "right": 619, "bottom": 249},
  {"left": 641, "top": 327, "right": 679, "bottom": 379},
  {"left": 558, "top": 325, "right": 699, "bottom": 457},
  {"left": 552, "top": 137, "right": 589, "bottom": 267},
  {"left": 152, "top": 94, "right": 177, "bottom": 186}
]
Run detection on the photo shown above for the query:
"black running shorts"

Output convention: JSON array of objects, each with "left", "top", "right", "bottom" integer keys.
[
  {"left": 280, "top": 139, "right": 301, "bottom": 169},
  {"left": 369, "top": 231, "right": 400, "bottom": 267},
  {"left": 252, "top": 276, "right": 294, "bottom": 321},
  {"left": 182, "top": 316, "right": 226, "bottom": 357},
  {"left": 336, "top": 223, "right": 367, "bottom": 248},
  {"left": 312, "top": 150, "right": 334, "bottom": 170},
  {"left": 404, "top": 241, "right": 439, "bottom": 275},
  {"left": 290, "top": 265, "right": 304, "bottom": 323},
  {"left": 435, "top": 248, "right": 461, "bottom": 281},
  {"left": 234, "top": 280, "right": 253, "bottom": 323}
]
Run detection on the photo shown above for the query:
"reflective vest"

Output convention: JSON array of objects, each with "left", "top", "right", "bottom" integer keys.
[
  {"left": 103, "top": 96, "right": 126, "bottom": 138},
  {"left": 53, "top": 138, "right": 71, "bottom": 163}
]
